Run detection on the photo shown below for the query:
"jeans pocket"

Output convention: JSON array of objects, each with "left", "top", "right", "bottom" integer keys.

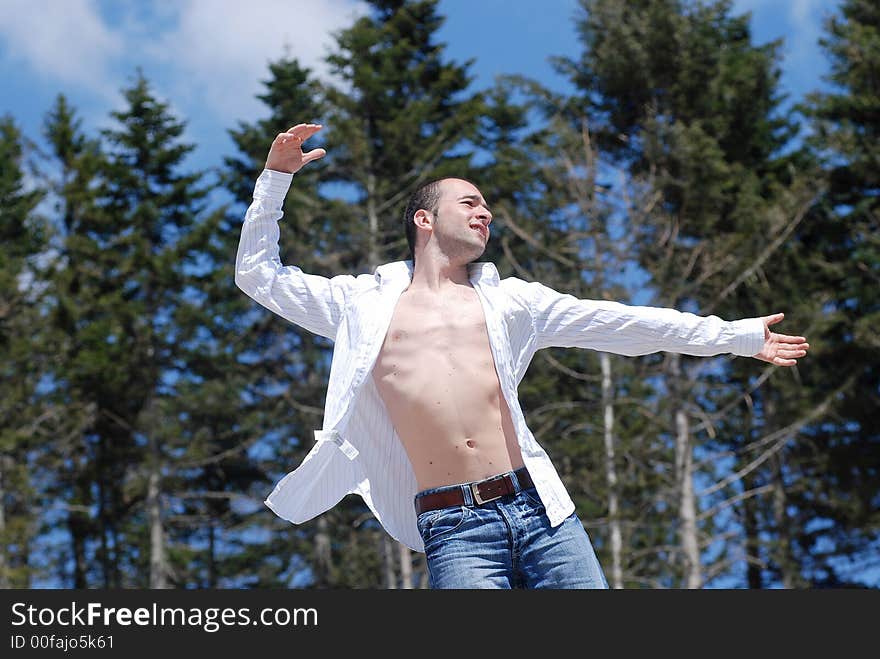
[{"left": 417, "top": 506, "right": 470, "bottom": 546}]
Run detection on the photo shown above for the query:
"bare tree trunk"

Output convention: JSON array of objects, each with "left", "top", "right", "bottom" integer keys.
[
  {"left": 398, "top": 542, "right": 413, "bottom": 589},
  {"left": 671, "top": 355, "right": 701, "bottom": 589},
  {"left": 771, "top": 453, "right": 794, "bottom": 589},
  {"left": 69, "top": 480, "right": 89, "bottom": 588},
  {"left": 383, "top": 535, "right": 397, "bottom": 589},
  {"left": 742, "top": 402, "right": 763, "bottom": 588},
  {"left": 742, "top": 489, "right": 762, "bottom": 588},
  {"left": 414, "top": 553, "right": 429, "bottom": 588},
  {"left": 208, "top": 523, "right": 217, "bottom": 588},
  {"left": 147, "top": 440, "right": 169, "bottom": 588},
  {"left": 367, "top": 172, "right": 380, "bottom": 268},
  {"left": 314, "top": 516, "right": 332, "bottom": 587},
  {"left": 766, "top": 394, "right": 796, "bottom": 589},
  {"left": 600, "top": 353, "right": 624, "bottom": 588},
  {"left": 677, "top": 407, "right": 701, "bottom": 589},
  {"left": 96, "top": 438, "right": 113, "bottom": 588},
  {"left": 70, "top": 525, "right": 88, "bottom": 588},
  {"left": 0, "top": 455, "right": 8, "bottom": 589}
]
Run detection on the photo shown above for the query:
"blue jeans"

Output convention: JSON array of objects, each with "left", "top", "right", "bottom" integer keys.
[{"left": 415, "top": 470, "right": 608, "bottom": 589}]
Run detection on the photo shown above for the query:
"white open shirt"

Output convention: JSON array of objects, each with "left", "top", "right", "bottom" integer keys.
[{"left": 235, "top": 169, "right": 766, "bottom": 552}]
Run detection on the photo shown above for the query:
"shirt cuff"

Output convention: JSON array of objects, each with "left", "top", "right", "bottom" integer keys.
[
  {"left": 253, "top": 169, "right": 294, "bottom": 202},
  {"left": 729, "top": 318, "right": 766, "bottom": 357}
]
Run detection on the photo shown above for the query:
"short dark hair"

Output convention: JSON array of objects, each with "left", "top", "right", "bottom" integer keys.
[{"left": 403, "top": 179, "right": 444, "bottom": 265}]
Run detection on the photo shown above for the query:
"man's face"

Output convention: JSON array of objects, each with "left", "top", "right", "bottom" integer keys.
[{"left": 430, "top": 178, "right": 493, "bottom": 263}]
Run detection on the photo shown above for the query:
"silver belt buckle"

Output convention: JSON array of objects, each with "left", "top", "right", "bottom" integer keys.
[{"left": 471, "top": 474, "right": 505, "bottom": 505}]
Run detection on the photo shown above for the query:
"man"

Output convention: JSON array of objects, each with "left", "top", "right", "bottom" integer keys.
[{"left": 235, "top": 123, "right": 810, "bottom": 588}]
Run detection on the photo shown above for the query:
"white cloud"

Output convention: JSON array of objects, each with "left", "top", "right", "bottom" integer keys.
[
  {"left": 788, "top": 0, "right": 829, "bottom": 56},
  {"left": 789, "top": 0, "right": 829, "bottom": 25},
  {"left": 731, "top": 0, "right": 837, "bottom": 97},
  {"left": 0, "top": 0, "right": 366, "bottom": 125},
  {"left": 783, "top": 0, "right": 837, "bottom": 94},
  {"left": 0, "top": 0, "right": 123, "bottom": 100},
  {"left": 143, "top": 0, "right": 367, "bottom": 123}
]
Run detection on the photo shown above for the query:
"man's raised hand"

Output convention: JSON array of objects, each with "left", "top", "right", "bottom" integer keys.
[
  {"left": 265, "top": 123, "right": 326, "bottom": 174},
  {"left": 753, "top": 312, "right": 810, "bottom": 367}
]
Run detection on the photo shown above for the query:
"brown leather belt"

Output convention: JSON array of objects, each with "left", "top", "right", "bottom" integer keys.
[{"left": 414, "top": 467, "right": 534, "bottom": 515}]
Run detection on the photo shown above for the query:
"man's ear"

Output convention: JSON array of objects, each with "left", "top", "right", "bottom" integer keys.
[{"left": 413, "top": 208, "right": 433, "bottom": 231}]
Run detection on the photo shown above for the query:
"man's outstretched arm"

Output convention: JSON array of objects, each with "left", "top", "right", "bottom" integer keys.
[
  {"left": 235, "top": 124, "right": 355, "bottom": 340},
  {"left": 519, "top": 280, "right": 809, "bottom": 366}
]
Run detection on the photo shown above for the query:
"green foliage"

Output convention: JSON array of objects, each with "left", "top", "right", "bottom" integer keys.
[
  {"left": 222, "top": 56, "right": 341, "bottom": 588},
  {"left": 324, "top": 0, "right": 481, "bottom": 268},
  {"left": 557, "top": 0, "right": 840, "bottom": 588},
  {"left": 793, "top": 0, "right": 880, "bottom": 586},
  {"left": 0, "top": 116, "right": 46, "bottom": 587}
]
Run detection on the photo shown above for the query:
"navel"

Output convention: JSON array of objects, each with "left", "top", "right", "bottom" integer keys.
[{"left": 465, "top": 439, "right": 476, "bottom": 449}]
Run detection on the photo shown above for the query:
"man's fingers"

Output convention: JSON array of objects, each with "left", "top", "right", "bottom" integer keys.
[
  {"left": 774, "top": 357, "right": 797, "bottom": 366},
  {"left": 776, "top": 334, "right": 807, "bottom": 344},
  {"left": 284, "top": 123, "right": 323, "bottom": 141},
  {"left": 764, "top": 312, "right": 785, "bottom": 326},
  {"left": 302, "top": 148, "right": 326, "bottom": 164},
  {"left": 266, "top": 124, "right": 325, "bottom": 173},
  {"left": 284, "top": 122, "right": 320, "bottom": 133}
]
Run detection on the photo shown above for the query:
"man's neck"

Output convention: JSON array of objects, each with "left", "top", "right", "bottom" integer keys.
[{"left": 408, "top": 256, "right": 471, "bottom": 293}]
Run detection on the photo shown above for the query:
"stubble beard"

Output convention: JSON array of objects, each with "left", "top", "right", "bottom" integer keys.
[
  {"left": 433, "top": 217, "right": 487, "bottom": 265},
  {"left": 443, "top": 233, "right": 485, "bottom": 265},
  {"left": 420, "top": 203, "right": 487, "bottom": 269}
]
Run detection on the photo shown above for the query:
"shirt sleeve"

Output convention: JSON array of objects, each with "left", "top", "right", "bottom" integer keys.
[
  {"left": 234, "top": 169, "right": 356, "bottom": 340},
  {"left": 525, "top": 280, "right": 765, "bottom": 357}
]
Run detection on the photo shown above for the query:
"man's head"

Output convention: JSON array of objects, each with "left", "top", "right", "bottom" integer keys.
[{"left": 403, "top": 178, "right": 492, "bottom": 266}]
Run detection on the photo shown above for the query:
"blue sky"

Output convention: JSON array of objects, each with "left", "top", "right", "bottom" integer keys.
[{"left": 0, "top": 0, "right": 841, "bottom": 175}]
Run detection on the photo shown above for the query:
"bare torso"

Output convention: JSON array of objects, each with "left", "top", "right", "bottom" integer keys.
[{"left": 371, "top": 283, "right": 524, "bottom": 491}]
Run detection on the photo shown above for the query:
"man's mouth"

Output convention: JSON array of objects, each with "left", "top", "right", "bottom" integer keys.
[{"left": 471, "top": 225, "right": 488, "bottom": 239}]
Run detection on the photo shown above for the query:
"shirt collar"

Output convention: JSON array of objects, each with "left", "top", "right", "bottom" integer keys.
[{"left": 374, "top": 260, "right": 500, "bottom": 287}]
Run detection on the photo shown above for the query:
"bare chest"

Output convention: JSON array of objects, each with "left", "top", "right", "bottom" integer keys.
[{"left": 372, "top": 287, "right": 494, "bottom": 379}]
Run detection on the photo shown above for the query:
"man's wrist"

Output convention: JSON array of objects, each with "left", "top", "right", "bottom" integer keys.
[
  {"left": 254, "top": 169, "right": 294, "bottom": 201},
  {"left": 731, "top": 318, "right": 766, "bottom": 356}
]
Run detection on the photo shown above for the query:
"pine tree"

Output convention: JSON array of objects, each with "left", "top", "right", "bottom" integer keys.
[
  {"left": 323, "top": 0, "right": 481, "bottom": 269},
  {"left": 794, "top": 0, "right": 880, "bottom": 586},
  {"left": 557, "top": 0, "right": 816, "bottom": 587},
  {"left": 39, "top": 95, "right": 107, "bottom": 587},
  {"left": 483, "top": 80, "right": 677, "bottom": 588},
  {"left": 221, "top": 56, "right": 339, "bottom": 588},
  {"left": 97, "top": 73, "right": 261, "bottom": 587},
  {"left": 40, "top": 75, "right": 243, "bottom": 587},
  {"left": 0, "top": 116, "right": 46, "bottom": 587}
]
